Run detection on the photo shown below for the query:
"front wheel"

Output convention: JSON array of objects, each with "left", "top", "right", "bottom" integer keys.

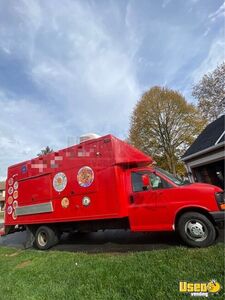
[{"left": 177, "top": 212, "right": 216, "bottom": 247}]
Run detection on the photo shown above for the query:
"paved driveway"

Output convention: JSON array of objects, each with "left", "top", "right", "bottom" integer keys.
[{"left": 0, "top": 223, "right": 224, "bottom": 253}]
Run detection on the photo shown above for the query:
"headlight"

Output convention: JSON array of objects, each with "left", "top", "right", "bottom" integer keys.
[{"left": 215, "top": 192, "right": 225, "bottom": 210}]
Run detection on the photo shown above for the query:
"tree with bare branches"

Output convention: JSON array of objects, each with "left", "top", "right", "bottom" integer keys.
[{"left": 192, "top": 62, "right": 225, "bottom": 122}]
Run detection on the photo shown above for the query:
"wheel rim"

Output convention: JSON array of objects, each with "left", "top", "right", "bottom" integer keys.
[
  {"left": 184, "top": 219, "right": 208, "bottom": 242},
  {"left": 37, "top": 231, "right": 48, "bottom": 247}
]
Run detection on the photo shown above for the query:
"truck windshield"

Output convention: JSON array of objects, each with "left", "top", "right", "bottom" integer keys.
[{"left": 155, "top": 167, "right": 186, "bottom": 186}]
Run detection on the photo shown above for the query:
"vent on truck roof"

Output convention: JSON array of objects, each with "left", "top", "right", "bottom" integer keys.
[{"left": 79, "top": 133, "right": 101, "bottom": 143}]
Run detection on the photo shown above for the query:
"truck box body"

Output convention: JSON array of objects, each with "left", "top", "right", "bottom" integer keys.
[{"left": 4, "top": 135, "right": 152, "bottom": 226}]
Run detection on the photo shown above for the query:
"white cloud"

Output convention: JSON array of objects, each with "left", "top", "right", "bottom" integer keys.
[
  {"left": 192, "top": 33, "right": 225, "bottom": 83},
  {"left": 203, "top": 27, "right": 210, "bottom": 37},
  {"left": 162, "top": 0, "right": 172, "bottom": 9},
  {"left": 0, "top": 89, "right": 71, "bottom": 178},
  {"left": 0, "top": 0, "right": 142, "bottom": 178},
  {"left": 209, "top": 2, "right": 225, "bottom": 21}
]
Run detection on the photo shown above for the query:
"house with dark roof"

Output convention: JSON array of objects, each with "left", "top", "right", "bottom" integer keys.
[
  {"left": 0, "top": 181, "right": 5, "bottom": 211},
  {"left": 182, "top": 115, "right": 224, "bottom": 189}
]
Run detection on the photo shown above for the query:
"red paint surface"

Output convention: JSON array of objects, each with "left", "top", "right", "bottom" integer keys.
[{"left": 4, "top": 134, "right": 221, "bottom": 232}]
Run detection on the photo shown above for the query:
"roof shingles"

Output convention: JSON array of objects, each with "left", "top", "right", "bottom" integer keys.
[{"left": 183, "top": 115, "right": 225, "bottom": 158}]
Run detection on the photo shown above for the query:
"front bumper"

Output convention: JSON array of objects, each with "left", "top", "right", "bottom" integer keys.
[{"left": 209, "top": 211, "right": 225, "bottom": 224}]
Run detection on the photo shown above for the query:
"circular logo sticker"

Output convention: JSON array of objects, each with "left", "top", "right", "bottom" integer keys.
[
  {"left": 77, "top": 166, "right": 94, "bottom": 187},
  {"left": 61, "top": 197, "right": 70, "bottom": 208},
  {"left": 53, "top": 172, "right": 67, "bottom": 192},
  {"left": 12, "top": 211, "right": 17, "bottom": 220},
  {"left": 13, "top": 181, "right": 19, "bottom": 190},
  {"left": 13, "top": 200, "right": 18, "bottom": 209},
  {"left": 8, "top": 178, "right": 13, "bottom": 186},
  {"left": 7, "top": 196, "right": 13, "bottom": 205},
  {"left": 8, "top": 186, "right": 13, "bottom": 195},
  {"left": 7, "top": 206, "right": 13, "bottom": 215},
  {"left": 13, "top": 190, "right": 18, "bottom": 199},
  {"left": 82, "top": 196, "right": 91, "bottom": 207}
]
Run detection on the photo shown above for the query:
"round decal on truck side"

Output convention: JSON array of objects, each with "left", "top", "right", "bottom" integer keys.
[
  {"left": 8, "top": 178, "right": 14, "bottom": 186},
  {"left": 8, "top": 186, "right": 13, "bottom": 195},
  {"left": 82, "top": 196, "right": 91, "bottom": 207},
  {"left": 13, "top": 190, "right": 18, "bottom": 199},
  {"left": 77, "top": 166, "right": 94, "bottom": 187},
  {"left": 7, "top": 206, "right": 13, "bottom": 215},
  {"left": 7, "top": 196, "right": 13, "bottom": 205},
  {"left": 12, "top": 211, "right": 17, "bottom": 220},
  {"left": 61, "top": 197, "right": 70, "bottom": 208},
  {"left": 13, "top": 181, "right": 19, "bottom": 190},
  {"left": 13, "top": 200, "right": 18, "bottom": 209},
  {"left": 53, "top": 172, "right": 67, "bottom": 192}
]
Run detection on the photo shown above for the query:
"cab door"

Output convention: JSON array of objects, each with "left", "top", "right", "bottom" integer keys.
[{"left": 128, "top": 171, "right": 171, "bottom": 231}]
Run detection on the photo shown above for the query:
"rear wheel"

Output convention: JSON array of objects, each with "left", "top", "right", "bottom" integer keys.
[
  {"left": 177, "top": 212, "right": 216, "bottom": 247},
  {"left": 34, "top": 226, "right": 59, "bottom": 250}
]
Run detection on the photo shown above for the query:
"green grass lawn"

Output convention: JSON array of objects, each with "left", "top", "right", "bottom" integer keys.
[{"left": 0, "top": 244, "right": 224, "bottom": 300}]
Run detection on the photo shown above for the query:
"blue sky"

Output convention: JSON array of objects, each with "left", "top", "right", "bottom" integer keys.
[{"left": 0, "top": 0, "right": 224, "bottom": 179}]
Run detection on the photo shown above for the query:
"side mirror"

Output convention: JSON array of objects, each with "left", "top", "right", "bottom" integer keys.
[
  {"left": 142, "top": 174, "right": 150, "bottom": 189},
  {"left": 183, "top": 179, "right": 190, "bottom": 184}
]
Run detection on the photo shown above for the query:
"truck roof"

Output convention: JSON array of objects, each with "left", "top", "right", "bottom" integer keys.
[{"left": 7, "top": 134, "right": 152, "bottom": 178}]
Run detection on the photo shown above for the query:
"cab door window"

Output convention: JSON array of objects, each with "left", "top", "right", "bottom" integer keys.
[
  {"left": 150, "top": 173, "right": 172, "bottom": 189},
  {"left": 131, "top": 171, "right": 171, "bottom": 192},
  {"left": 131, "top": 172, "right": 150, "bottom": 192}
]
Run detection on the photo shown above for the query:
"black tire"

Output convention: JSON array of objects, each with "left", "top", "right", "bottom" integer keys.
[
  {"left": 177, "top": 212, "right": 216, "bottom": 247},
  {"left": 34, "top": 226, "right": 59, "bottom": 250}
]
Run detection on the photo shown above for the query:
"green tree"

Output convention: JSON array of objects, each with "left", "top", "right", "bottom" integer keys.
[
  {"left": 129, "top": 86, "right": 206, "bottom": 175},
  {"left": 37, "top": 146, "right": 54, "bottom": 157},
  {"left": 192, "top": 62, "right": 225, "bottom": 122}
]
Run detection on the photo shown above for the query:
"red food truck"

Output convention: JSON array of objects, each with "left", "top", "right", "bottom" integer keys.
[{"left": 1, "top": 134, "right": 224, "bottom": 249}]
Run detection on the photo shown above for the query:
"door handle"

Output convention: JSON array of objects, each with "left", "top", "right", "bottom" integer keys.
[{"left": 130, "top": 195, "right": 134, "bottom": 204}]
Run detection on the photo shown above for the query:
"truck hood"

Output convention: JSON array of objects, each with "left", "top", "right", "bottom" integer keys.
[{"left": 181, "top": 182, "right": 223, "bottom": 193}]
